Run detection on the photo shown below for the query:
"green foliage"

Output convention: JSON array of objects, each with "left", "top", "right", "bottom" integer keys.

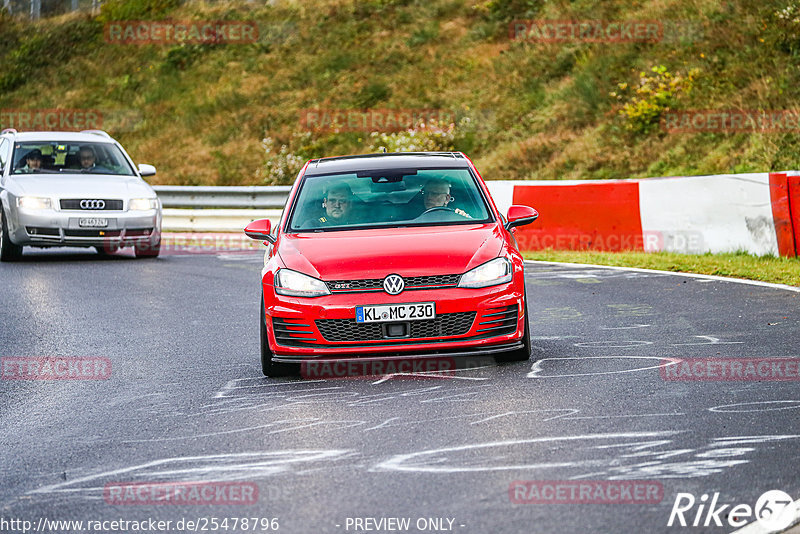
[
  {"left": 0, "top": 17, "right": 101, "bottom": 92},
  {"left": 612, "top": 65, "right": 700, "bottom": 134},
  {"left": 367, "top": 119, "right": 473, "bottom": 153},
  {"left": 98, "top": 0, "right": 182, "bottom": 21}
]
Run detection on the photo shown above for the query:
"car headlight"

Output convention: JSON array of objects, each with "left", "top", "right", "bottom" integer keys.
[
  {"left": 129, "top": 198, "right": 158, "bottom": 211},
  {"left": 275, "top": 269, "right": 331, "bottom": 297},
  {"left": 16, "top": 197, "right": 52, "bottom": 210},
  {"left": 458, "top": 257, "right": 513, "bottom": 288}
]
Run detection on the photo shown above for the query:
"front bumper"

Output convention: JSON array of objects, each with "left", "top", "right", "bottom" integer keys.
[
  {"left": 263, "top": 282, "right": 526, "bottom": 360},
  {"left": 7, "top": 207, "right": 161, "bottom": 248}
]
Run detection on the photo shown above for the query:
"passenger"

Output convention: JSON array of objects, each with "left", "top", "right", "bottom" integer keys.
[
  {"left": 304, "top": 183, "right": 357, "bottom": 227},
  {"left": 18, "top": 149, "right": 43, "bottom": 173}
]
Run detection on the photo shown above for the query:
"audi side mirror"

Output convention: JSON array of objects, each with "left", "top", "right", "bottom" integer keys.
[
  {"left": 505, "top": 205, "right": 539, "bottom": 231},
  {"left": 138, "top": 164, "right": 156, "bottom": 177},
  {"left": 244, "top": 219, "right": 275, "bottom": 243}
]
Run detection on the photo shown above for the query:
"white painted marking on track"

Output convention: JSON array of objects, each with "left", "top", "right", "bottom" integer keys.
[
  {"left": 672, "top": 335, "right": 744, "bottom": 346},
  {"left": 709, "top": 401, "right": 800, "bottom": 413},
  {"left": 528, "top": 356, "right": 679, "bottom": 379},
  {"left": 573, "top": 340, "right": 653, "bottom": 348},
  {"left": 600, "top": 324, "right": 651, "bottom": 330}
]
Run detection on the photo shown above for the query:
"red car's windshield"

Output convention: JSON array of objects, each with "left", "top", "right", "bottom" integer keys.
[{"left": 288, "top": 168, "right": 493, "bottom": 231}]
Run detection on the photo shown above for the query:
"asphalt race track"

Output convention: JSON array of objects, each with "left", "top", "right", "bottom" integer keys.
[{"left": 1, "top": 247, "right": 799, "bottom": 534}]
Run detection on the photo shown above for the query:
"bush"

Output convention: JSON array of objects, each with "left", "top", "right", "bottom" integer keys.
[{"left": 611, "top": 65, "right": 700, "bottom": 134}]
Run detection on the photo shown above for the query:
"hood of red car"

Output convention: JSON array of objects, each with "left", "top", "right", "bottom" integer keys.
[{"left": 277, "top": 223, "right": 505, "bottom": 280}]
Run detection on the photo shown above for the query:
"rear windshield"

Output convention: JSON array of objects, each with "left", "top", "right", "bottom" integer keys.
[
  {"left": 288, "top": 168, "right": 493, "bottom": 231},
  {"left": 12, "top": 142, "right": 135, "bottom": 176}
]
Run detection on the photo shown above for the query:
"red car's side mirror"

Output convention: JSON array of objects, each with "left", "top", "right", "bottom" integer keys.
[
  {"left": 244, "top": 219, "right": 275, "bottom": 243},
  {"left": 505, "top": 205, "right": 539, "bottom": 230}
]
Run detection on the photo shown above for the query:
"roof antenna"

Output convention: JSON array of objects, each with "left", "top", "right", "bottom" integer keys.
[{"left": 382, "top": 147, "right": 387, "bottom": 153}]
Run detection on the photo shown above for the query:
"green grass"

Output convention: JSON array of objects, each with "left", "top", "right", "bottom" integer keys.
[
  {"left": 2, "top": 0, "right": 800, "bottom": 185},
  {"left": 523, "top": 250, "right": 800, "bottom": 287}
]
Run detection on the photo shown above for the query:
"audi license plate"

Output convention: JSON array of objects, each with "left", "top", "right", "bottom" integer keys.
[
  {"left": 78, "top": 218, "right": 108, "bottom": 228},
  {"left": 356, "top": 302, "right": 435, "bottom": 323}
]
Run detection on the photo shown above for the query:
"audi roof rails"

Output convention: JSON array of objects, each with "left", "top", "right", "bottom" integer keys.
[
  {"left": 1, "top": 128, "right": 17, "bottom": 135},
  {"left": 80, "top": 130, "right": 112, "bottom": 139}
]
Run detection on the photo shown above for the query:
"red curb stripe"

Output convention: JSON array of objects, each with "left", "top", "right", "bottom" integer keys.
[
  {"left": 768, "top": 173, "right": 797, "bottom": 257},
  {"left": 511, "top": 182, "right": 643, "bottom": 252}
]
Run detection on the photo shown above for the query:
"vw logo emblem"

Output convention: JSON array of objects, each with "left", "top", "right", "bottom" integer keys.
[
  {"left": 79, "top": 199, "right": 105, "bottom": 210},
  {"left": 383, "top": 274, "right": 405, "bottom": 295}
]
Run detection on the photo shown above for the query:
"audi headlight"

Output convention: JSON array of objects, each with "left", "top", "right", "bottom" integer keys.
[
  {"left": 275, "top": 269, "right": 330, "bottom": 297},
  {"left": 17, "top": 197, "right": 52, "bottom": 210},
  {"left": 458, "top": 258, "right": 512, "bottom": 288},
  {"left": 129, "top": 198, "right": 158, "bottom": 211}
]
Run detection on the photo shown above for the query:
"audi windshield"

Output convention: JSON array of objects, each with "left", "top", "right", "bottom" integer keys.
[
  {"left": 11, "top": 142, "right": 136, "bottom": 176},
  {"left": 288, "top": 168, "right": 493, "bottom": 231}
]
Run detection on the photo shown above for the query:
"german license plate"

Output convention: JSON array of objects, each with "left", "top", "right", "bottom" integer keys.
[
  {"left": 78, "top": 218, "right": 108, "bottom": 228},
  {"left": 356, "top": 302, "right": 436, "bottom": 323}
]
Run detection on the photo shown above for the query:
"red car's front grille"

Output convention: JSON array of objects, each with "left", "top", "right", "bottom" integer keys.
[
  {"left": 315, "top": 312, "right": 476, "bottom": 342},
  {"left": 325, "top": 274, "right": 461, "bottom": 293}
]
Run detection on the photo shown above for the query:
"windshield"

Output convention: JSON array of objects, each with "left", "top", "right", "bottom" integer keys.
[
  {"left": 12, "top": 141, "right": 136, "bottom": 176},
  {"left": 288, "top": 168, "right": 493, "bottom": 231}
]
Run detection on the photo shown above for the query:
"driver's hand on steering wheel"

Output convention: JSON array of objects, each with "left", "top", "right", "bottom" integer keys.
[{"left": 454, "top": 208, "right": 472, "bottom": 218}]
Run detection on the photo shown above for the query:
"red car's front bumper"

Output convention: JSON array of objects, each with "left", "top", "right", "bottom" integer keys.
[{"left": 262, "top": 280, "right": 526, "bottom": 362}]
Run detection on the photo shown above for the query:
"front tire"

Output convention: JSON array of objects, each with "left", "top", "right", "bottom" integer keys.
[
  {"left": 134, "top": 237, "right": 160, "bottom": 258},
  {"left": 260, "top": 298, "right": 297, "bottom": 377},
  {"left": 495, "top": 292, "right": 532, "bottom": 363},
  {"left": 0, "top": 207, "right": 23, "bottom": 262}
]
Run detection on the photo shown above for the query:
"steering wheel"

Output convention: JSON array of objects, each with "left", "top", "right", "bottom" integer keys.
[{"left": 421, "top": 206, "right": 455, "bottom": 215}]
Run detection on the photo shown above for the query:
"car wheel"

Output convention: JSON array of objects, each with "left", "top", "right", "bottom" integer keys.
[
  {"left": 134, "top": 239, "right": 160, "bottom": 258},
  {"left": 0, "top": 206, "right": 23, "bottom": 262},
  {"left": 260, "top": 298, "right": 297, "bottom": 377},
  {"left": 495, "top": 292, "right": 531, "bottom": 363}
]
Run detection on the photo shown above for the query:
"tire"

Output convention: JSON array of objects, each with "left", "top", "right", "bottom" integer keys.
[
  {"left": 134, "top": 238, "right": 160, "bottom": 258},
  {"left": 260, "top": 298, "right": 297, "bottom": 377},
  {"left": 495, "top": 291, "right": 532, "bottom": 363},
  {"left": 0, "top": 207, "right": 23, "bottom": 262}
]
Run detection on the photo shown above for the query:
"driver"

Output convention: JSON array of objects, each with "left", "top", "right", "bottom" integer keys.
[{"left": 412, "top": 178, "right": 471, "bottom": 218}]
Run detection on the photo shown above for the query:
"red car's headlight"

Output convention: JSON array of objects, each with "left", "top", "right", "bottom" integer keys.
[
  {"left": 458, "top": 257, "right": 512, "bottom": 288},
  {"left": 275, "top": 268, "right": 331, "bottom": 297}
]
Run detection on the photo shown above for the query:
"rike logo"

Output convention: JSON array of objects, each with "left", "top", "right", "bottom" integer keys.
[
  {"left": 383, "top": 274, "right": 405, "bottom": 295},
  {"left": 668, "top": 490, "right": 796, "bottom": 530}
]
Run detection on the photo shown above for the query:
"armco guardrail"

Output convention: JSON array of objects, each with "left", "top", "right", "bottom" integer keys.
[
  {"left": 154, "top": 174, "right": 800, "bottom": 257},
  {"left": 153, "top": 186, "right": 292, "bottom": 209}
]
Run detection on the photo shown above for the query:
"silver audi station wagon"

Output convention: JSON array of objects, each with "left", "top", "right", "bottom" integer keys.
[{"left": 0, "top": 129, "right": 162, "bottom": 260}]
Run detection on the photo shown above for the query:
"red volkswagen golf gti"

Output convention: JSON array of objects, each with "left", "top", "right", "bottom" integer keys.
[{"left": 244, "top": 152, "right": 538, "bottom": 376}]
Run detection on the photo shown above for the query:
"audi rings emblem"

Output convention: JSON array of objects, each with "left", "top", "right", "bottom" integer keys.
[
  {"left": 80, "top": 199, "right": 105, "bottom": 210},
  {"left": 383, "top": 274, "right": 405, "bottom": 295}
]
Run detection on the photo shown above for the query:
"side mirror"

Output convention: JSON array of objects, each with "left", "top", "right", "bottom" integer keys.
[
  {"left": 505, "top": 205, "right": 539, "bottom": 230},
  {"left": 244, "top": 219, "right": 275, "bottom": 243},
  {"left": 138, "top": 164, "right": 156, "bottom": 177}
]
